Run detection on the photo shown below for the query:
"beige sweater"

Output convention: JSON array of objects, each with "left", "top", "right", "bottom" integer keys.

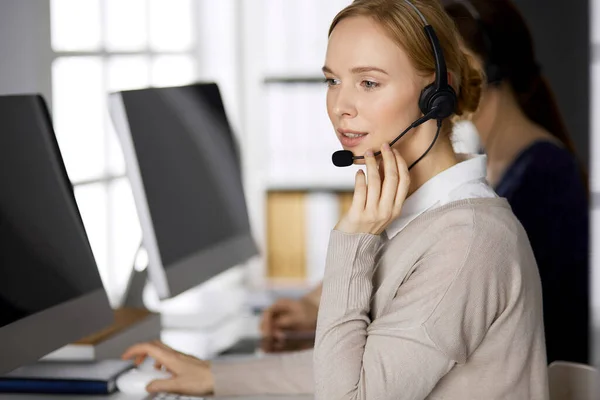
[{"left": 212, "top": 198, "right": 548, "bottom": 399}]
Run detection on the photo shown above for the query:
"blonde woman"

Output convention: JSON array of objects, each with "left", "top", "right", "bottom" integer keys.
[{"left": 123, "top": 1, "right": 548, "bottom": 398}]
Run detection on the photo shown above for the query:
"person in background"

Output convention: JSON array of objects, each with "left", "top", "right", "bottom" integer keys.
[
  {"left": 261, "top": 0, "right": 590, "bottom": 366},
  {"left": 442, "top": 0, "right": 589, "bottom": 365},
  {"left": 122, "top": 1, "right": 549, "bottom": 398},
  {"left": 259, "top": 284, "right": 321, "bottom": 340}
]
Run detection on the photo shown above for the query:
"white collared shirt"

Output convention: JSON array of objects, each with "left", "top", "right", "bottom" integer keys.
[{"left": 386, "top": 154, "right": 498, "bottom": 239}]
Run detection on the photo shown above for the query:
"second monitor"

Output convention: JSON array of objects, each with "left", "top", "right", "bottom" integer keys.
[
  {"left": 110, "top": 83, "right": 258, "bottom": 302},
  {"left": 0, "top": 94, "right": 113, "bottom": 373}
]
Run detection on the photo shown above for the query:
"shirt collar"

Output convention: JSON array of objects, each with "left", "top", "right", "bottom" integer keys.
[{"left": 385, "top": 154, "right": 488, "bottom": 239}]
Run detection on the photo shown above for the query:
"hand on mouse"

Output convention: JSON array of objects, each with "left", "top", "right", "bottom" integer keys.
[
  {"left": 335, "top": 143, "right": 410, "bottom": 235},
  {"left": 122, "top": 340, "right": 213, "bottom": 396}
]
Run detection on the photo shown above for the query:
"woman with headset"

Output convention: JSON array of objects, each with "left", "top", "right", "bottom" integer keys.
[
  {"left": 121, "top": 1, "right": 548, "bottom": 398},
  {"left": 442, "top": 0, "right": 589, "bottom": 365},
  {"left": 262, "top": 0, "right": 590, "bottom": 367}
]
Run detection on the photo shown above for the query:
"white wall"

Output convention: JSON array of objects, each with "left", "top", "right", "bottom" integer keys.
[
  {"left": 188, "top": 0, "right": 268, "bottom": 289},
  {"left": 0, "top": 0, "right": 52, "bottom": 103}
]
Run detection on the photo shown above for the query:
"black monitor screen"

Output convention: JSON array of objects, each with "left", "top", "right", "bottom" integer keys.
[
  {"left": 120, "top": 83, "right": 252, "bottom": 268},
  {"left": 0, "top": 95, "right": 105, "bottom": 328}
]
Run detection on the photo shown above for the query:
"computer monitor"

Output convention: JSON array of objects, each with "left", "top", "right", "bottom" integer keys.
[
  {"left": 0, "top": 94, "right": 113, "bottom": 374},
  {"left": 109, "top": 83, "right": 258, "bottom": 300}
]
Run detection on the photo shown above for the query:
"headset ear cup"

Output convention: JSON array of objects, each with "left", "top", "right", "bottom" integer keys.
[
  {"left": 429, "top": 88, "right": 457, "bottom": 119},
  {"left": 419, "top": 84, "right": 457, "bottom": 119},
  {"left": 419, "top": 83, "right": 437, "bottom": 115}
]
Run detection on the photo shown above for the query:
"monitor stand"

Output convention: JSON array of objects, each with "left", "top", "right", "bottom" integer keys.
[
  {"left": 108, "top": 253, "right": 257, "bottom": 358},
  {"left": 122, "top": 267, "right": 150, "bottom": 309}
]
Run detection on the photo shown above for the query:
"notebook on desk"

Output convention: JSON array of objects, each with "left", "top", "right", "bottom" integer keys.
[{"left": 0, "top": 359, "right": 134, "bottom": 395}]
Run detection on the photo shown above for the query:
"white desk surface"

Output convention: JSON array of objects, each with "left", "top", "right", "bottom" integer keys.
[{"left": 0, "top": 395, "right": 312, "bottom": 400}]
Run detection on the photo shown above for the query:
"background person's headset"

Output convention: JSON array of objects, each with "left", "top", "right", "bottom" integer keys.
[
  {"left": 332, "top": 0, "right": 458, "bottom": 168},
  {"left": 443, "top": 0, "right": 504, "bottom": 85}
]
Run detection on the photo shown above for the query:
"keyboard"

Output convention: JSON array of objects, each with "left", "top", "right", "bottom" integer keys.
[
  {"left": 153, "top": 394, "right": 204, "bottom": 399},
  {"left": 217, "top": 337, "right": 261, "bottom": 356}
]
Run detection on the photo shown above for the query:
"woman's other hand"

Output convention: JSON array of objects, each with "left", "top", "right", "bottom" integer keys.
[{"left": 121, "top": 340, "right": 214, "bottom": 396}]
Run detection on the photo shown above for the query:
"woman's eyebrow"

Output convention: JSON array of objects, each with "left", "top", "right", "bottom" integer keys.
[
  {"left": 351, "top": 66, "right": 389, "bottom": 75},
  {"left": 321, "top": 65, "right": 389, "bottom": 75}
]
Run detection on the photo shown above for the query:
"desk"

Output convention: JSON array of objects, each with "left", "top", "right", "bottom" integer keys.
[
  {"left": 0, "top": 308, "right": 313, "bottom": 400},
  {"left": 0, "top": 394, "right": 312, "bottom": 400}
]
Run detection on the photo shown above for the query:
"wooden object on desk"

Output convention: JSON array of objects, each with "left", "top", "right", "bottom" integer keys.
[
  {"left": 42, "top": 307, "right": 161, "bottom": 361},
  {"left": 74, "top": 307, "right": 155, "bottom": 345}
]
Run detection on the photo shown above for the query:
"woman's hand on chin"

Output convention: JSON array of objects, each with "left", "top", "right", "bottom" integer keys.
[{"left": 335, "top": 142, "right": 410, "bottom": 235}]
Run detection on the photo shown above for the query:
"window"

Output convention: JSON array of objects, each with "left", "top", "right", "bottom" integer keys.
[
  {"left": 263, "top": 0, "right": 354, "bottom": 189},
  {"left": 50, "top": 0, "right": 197, "bottom": 305}
]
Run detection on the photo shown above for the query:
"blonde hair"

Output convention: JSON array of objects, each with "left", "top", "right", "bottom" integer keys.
[{"left": 329, "top": 0, "right": 483, "bottom": 128}]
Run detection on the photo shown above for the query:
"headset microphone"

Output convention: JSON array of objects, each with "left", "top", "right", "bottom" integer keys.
[
  {"left": 331, "top": 0, "right": 457, "bottom": 168},
  {"left": 331, "top": 108, "right": 439, "bottom": 167}
]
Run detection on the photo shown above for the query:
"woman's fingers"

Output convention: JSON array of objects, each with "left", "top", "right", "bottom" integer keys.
[
  {"left": 364, "top": 150, "right": 381, "bottom": 211},
  {"left": 122, "top": 342, "right": 176, "bottom": 368},
  {"left": 152, "top": 340, "right": 177, "bottom": 353},
  {"left": 392, "top": 148, "right": 410, "bottom": 216},
  {"left": 379, "top": 143, "right": 399, "bottom": 215},
  {"left": 335, "top": 144, "right": 409, "bottom": 235},
  {"left": 146, "top": 377, "right": 179, "bottom": 394},
  {"left": 350, "top": 169, "right": 367, "bottom": 213}
]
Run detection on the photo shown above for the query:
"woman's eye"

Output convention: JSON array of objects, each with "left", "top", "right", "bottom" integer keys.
[
  {"left": 362, "top": 80, "right": 379, "bottom": 89},
  {"left": 324, "top": 78, "right": 340, "bottom": 87}
]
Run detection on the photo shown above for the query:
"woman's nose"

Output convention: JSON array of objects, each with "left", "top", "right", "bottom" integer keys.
[{"left": 332, "top": 86, "right": 358, "bottom": 118}]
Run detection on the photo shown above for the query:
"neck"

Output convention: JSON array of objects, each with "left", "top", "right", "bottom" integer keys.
[
  {"left": 479, "top": 84, "right": 551, "bottom": 184},
  {"left": 406, "top": 125, "right": 458, "bottom": 196}
]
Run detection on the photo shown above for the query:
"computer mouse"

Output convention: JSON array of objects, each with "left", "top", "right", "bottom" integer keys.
[{"left": 115, "top": 367, "right": 172, "bottom": 394}]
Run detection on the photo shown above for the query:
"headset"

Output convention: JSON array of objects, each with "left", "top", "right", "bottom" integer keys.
[
  {"left": 332, "top": 0, "right": 458, "bottom": 168},
  {"left": 444, "top": 0, "right": 504, "bottom": 84},
  {"left": 411, "top": 1, "right": 458, "bottom": 122}
]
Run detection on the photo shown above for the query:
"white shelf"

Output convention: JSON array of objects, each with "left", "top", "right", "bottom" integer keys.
[{"left": 266, "top": 181, "right": 354, "bottom": 192}]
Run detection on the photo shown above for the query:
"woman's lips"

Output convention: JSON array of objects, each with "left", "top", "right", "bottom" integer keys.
[{"left": 338, "top": 130, "right": 368, "bottom": 148}]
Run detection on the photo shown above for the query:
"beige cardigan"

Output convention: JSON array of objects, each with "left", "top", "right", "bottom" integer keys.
[{"left": 212, "top": 198, "right": 549, "bottom": 399}]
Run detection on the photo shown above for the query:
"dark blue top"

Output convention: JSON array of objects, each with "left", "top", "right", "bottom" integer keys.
[{"left": 495, "top": 140, "right": 589, "bottom": 364}]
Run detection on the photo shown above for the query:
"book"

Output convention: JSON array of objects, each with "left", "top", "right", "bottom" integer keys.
[{"left": 0, "top": 359, "right": 133, "bottom": 395}]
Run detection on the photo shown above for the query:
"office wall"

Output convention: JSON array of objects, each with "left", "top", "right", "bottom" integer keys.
[
  {"left": 0, "top": 0, "right": 52, "bottom": 103},
  {"left": 512, "top": 0, "right": 590, "bottom": 168}
]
